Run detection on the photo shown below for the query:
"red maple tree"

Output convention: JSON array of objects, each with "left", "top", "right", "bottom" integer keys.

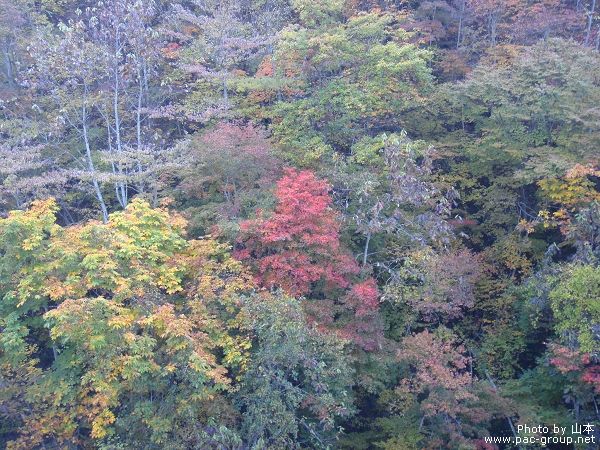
[{"left": 236, "top": 168, "right": 382, "bottom": 349}]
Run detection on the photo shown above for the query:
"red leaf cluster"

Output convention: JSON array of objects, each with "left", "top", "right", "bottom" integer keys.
[
  {"left": 237, "top": 168, "right": 358, "bottom": 296},
  {"left": 236, "top": 168, "right": 383, "bottom": 349},
  {"left": 548, "top": 344, "right": 600, "bottom": 394}
]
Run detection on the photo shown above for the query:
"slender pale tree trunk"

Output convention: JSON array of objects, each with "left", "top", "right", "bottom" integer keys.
[
  {"left": 585, "top": 0, "right": 596, "bottom": 46},
  {"left": 82, "top": 98, "right": 109, "bottom": 223},
  {"left": 112, "top": 31, "right": 127, "bottom": 208},
  {"left": 363, "top": 233, "right": 371, "bottom": 265},
  {"left": 456, "top": 0, "right": 466, "bottom": 49},
  {"left": 223, "top": 72, "right": 228, "bottom": 102},
  {"left": 2, "top": 42, "right": 15, "bottom": 90}
]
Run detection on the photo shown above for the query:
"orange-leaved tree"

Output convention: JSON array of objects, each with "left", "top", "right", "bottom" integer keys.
[{"left": 0, "top": 198, "right": 253, "bottom": 448}]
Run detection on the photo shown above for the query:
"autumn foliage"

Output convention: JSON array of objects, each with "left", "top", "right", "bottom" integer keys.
[
  {"left": 3, "top": 0, "right": 600, "bottom": 447},
  {"left": 236, "top": 168, "right": 352, "bottom": 293},
  {"left": 236, "top": 168, "right": 382, "bottom": 349}
]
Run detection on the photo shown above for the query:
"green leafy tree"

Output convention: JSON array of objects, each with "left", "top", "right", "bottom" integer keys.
[
  {"left": 549, "top": 264, "right": 600, "bottom": 353},
  {"left": 237, "top": 291, "right": 355, "bottom": 449},
  {"left": 423, "top": 38, "right": 600, "bottom": 244},
  {"left": 173, "top": 0, "right": 264, "bottom": 120},
  {"left": 270, "top": 10, "right": 433, "bottom": 165}
]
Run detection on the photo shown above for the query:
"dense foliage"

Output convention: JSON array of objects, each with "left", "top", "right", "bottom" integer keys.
[{"left": 1, "top": 0, "right": 600, "bottom": 448}]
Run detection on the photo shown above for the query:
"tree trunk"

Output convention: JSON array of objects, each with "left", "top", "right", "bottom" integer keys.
[
  {"left": 485, "top": 370, "right": 523, "bottom": 449},
  {"left": 363, "top": 232, "right": 371, "bottom": 265},
  {"left": 585, "top": 0, "right": 596, "bottom": 46},
  {"left": 456, "top": 0, "right": 466, "bottom": 49},
  {"left": 82, "top": 99, "right": 109, "bottom": 223},
  {"left": 113, "top": 36, "right": 128, "bottom": 208},
  {"left": 2, "top": 42, "right": 15, "bottom": 90}
]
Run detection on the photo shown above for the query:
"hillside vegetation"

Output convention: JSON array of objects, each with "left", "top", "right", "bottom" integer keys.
[{"left": 1, "top": 0, "right": 600, "bottom": 448}]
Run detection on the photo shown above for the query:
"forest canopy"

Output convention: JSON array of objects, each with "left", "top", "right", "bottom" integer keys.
[{"left": 1, "top": 0, "right": 600, "bottom": 448}]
